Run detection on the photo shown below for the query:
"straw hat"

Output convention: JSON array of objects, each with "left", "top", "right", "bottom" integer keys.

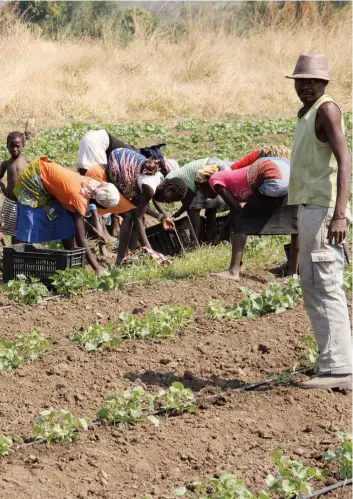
[{"left": 286, "top": 54, "right": 333, "bottom": 81}]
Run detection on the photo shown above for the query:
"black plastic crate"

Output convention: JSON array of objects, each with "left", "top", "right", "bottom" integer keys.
[
  {"left": 146, "top": 215, "right": 199, "bottom": 256},
  {"left": 2, "top": 244, "right": 86, "bottom": 286},
  {"left": 196, "top": 213, "right": 231, "bottom": 244},
  {"left": 214, "top": 213, "right": 231, "bottom": 242}
]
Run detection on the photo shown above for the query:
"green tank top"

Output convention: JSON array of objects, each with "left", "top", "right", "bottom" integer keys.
[{"left": 288, "top": 94, "right": 344, "bottom": 208}]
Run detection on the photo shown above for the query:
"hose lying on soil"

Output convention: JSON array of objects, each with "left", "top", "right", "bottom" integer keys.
[{"left": 298, "top": 478, "right": 352, "bottom": 499}]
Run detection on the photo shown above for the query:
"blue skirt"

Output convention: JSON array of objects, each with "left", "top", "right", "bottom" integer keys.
[{"left": 16, "top": 202, "right": 75, "bottom": 243}]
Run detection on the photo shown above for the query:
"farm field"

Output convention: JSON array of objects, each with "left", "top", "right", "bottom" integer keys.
[
  {"left": 0, "top": 270, "right": 351, "bottom": 499},
  {"left": 0, "top": 116, "right": 352, "bottom": 499}
]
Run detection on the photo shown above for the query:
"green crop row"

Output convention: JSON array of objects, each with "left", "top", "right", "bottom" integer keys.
[
  {"left": 208, "top": 276, "right": 302, "bottom": 320},
  {"left": 152, "top": 434, "right": 352, "bottom": 499},
  {"left": 1, "top": 115, "right": 351, "bottom": 167},
  {"left": 0, "top": 382, "right": 195, "bottom": 449},
  {"left": 0, "top": 331, "right": 51, "bottom": 373},
  {"left": 72, "top": 304, "right": 193, "bottom": 351}
]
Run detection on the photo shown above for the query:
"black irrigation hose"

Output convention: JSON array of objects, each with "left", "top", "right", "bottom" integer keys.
[
  {"left": 198, "top": 366, "right": 314, "bottom": 397},
  {"left": 9, "top": 369, "right": 349, "bottom": 499},
  {"left": 298, "top": 478, "right": 352, "bottom": 499},
  {"left": 237, "top": 367, "right": 312, "bottom": 391},
  {"left": 14, "top": 366, "right": 315, "bottom": 449}
]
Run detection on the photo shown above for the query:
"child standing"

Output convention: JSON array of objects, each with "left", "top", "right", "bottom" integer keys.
[{"left": 0, "top": 132, "right": 29, "bottom": 243}]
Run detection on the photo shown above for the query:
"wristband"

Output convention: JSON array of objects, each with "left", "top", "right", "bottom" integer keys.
[{"left": 158, "top": 213, "right": 165, "bottom": 222}]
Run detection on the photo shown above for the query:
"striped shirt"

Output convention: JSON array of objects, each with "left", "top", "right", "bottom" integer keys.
[
  {"left": 166, "top": 158, "right": 209, "bottom": 192},
  {"left": 0, "top": 197, "right": 17, "bottom": 236}
]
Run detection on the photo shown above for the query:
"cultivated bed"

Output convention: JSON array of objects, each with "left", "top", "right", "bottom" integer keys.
[
  {"left": 0, "top": 117, "right": 351, "bottom": 499},
  {"left": 0, "top": 267, "right": 351, "bottom": 499}
]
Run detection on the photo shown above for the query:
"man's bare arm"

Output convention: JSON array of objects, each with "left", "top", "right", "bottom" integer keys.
[{"left": 318, "top": 102, "right": 351, "bottom": 244}]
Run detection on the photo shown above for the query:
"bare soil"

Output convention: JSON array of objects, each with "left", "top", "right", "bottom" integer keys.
[{"left": 0, "top": 269, "right": 351, "bottom": 499}]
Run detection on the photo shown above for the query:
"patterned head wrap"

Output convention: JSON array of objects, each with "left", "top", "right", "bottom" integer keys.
[
  {"left": 259, "top": 145, "right": 291, "bottom": 160},
  {"left": 139, "top": 144, "right": 166, "bottom": 163},
  {"left": 139, "top": 143, "right": 166, "bottom": 173},
  {"left": 195, "top": 164, "right": 220, "bottom": 184},
  {"left": 141, "top": 158, "right": 160, "bottom": 176},
  {"left": 81, "top": 179, "right": 120, "bottom": 208}
]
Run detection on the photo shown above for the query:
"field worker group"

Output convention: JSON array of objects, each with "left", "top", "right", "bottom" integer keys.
[{"left": 0, "top": 53, "right": 350, "bottom": 391}]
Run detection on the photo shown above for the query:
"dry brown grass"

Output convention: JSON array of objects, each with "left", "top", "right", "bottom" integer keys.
[{"left": 0, "top": 4, "right": 351, "bottom": 129}]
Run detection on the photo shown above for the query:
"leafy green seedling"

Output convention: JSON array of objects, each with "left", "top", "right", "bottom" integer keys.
[
  {"left": 72, "top": 323, "right": 121, "bottom": 352},
  {"left": 208, "top": 276, "right": 302, "bottom": 322},
  {"left": 119, "top": 305, "right": 193, "bottom": 340},
  {"left": 98, "top": 383, "right": 197, "bottom": 427},
  {"left": 0, "top": 340, "right": 24, "bottom": 372},
  {"left": 97, "top": 386, "right": 156, "bottom": 426},
  {"left": 98, "top": 266, "right": 124, "bottom": 291},
  {"left": 50, "top": 266, "right": 124, "bottom": 295},
  {"left": 0, "top": 332, "right": 51, "bottom": 372},
  {"left": 324, "top": 432, "right": 352, "bottom": 480},
  {"left": 266, "top": 451, "right": 326, "bottom": 498},
  {"left": 34, "top": 409, "right": 88, "bottom": 444},
  {"left": 0, "top": 435, "right": 13, "bottom": 456},
  {"left": 156, "top": 382, "right": 197, "bottom": 415},
  {"left": 207, "top": 301, "right": 242, "bottom": 321},
  {"left": 4, "top": 275, "right": 48, "bottom": 305},
  {"left": 50, "top": 268, "right": 98, "bottom": 296},
  {"left": 173, "top": 474, "right": 269, "bottom": 498},
  {"left": 294, "top": 336, "right": 319, "bottom": 370},
  {"left": 16, "top": 331, "right": 52, "bottom": 360}
]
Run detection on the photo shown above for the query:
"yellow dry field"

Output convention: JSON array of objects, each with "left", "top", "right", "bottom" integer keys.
[{"left": 0, "top": 4, "right": 352, "bottom": 130}]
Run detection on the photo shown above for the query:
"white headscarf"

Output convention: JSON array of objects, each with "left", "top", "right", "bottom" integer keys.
[
  {"left": 95, "top": 183, "right": 120, "bottom": 207},
  {"left": 81, "top": 179, "right": 120, "bottom": 208}
]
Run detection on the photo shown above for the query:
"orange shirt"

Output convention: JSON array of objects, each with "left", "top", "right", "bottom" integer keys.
[
  {"left": 40, "top": 159, "right": 89, "bottom": 216},
  {"left": 40, "top": 160, "right": 135, "bottom": 216}
]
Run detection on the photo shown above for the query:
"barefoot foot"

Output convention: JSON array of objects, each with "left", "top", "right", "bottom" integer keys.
[{"left": 212, "top": 270, "right": 240, "bottom": 281}]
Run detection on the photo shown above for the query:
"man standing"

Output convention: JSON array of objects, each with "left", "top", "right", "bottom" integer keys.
[{"left": 287, "top": 54, "right": 351, "bottom": 389}]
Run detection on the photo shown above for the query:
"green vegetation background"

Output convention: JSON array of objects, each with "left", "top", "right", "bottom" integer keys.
[{"left": 1, "top": 115, "right": 351, "bottom": 167}]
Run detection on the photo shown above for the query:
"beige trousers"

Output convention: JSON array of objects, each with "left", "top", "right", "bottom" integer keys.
[{"left": 298, "top": 204, "right": 352, "bottom": 375}]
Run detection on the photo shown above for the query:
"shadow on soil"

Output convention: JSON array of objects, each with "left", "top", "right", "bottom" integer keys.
[
  {"left": 124, "top": 370, "right": 244, "bottom": 392},
  {"left": 238, "top": 272, "right": 268, "bottom": 284}
]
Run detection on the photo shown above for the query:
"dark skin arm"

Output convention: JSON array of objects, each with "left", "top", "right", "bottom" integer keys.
[
  {"left": 84, "top": 219, "right": 106, "bottom": 241},
  {"left": 135, "top": 184, "right": 155, "bottom": 248},
  {"left": 172, "top": 188, "right": 196, "bottom": 219},
  {"left": 0, "top": 161, "right": 8, "bottom": 195},
  {"left": 116, "top": 184, "right": 155, "bottom": 265},
  {"left": 152, "top": 199, "right": 175, "bottom": 230},
  {"left": 90, "top": 209, "right": 105, "bottom": 238},
  {"left": 316, "top": 101, "right": 351, "bottom": 244},
  {"left": 146, "top": 205, "right": 161, "bottom": 219},
  {"left": 213, "top": 184, "right": 243, "bottom": 212},
  {"left": 213, "top": 184, "right": 244, "bottom": 241},
  {"left": 145, "top": 204, "right": 175, "bottom": 228},
  {"left": 74, "top": 212, "right": 101, "bottom": 274},
  {"left": 116, "top": 209, "right": 135, "bottom": 265},
  {"left": 153, "top": 199, "right": 167, "bottom": 216}
]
